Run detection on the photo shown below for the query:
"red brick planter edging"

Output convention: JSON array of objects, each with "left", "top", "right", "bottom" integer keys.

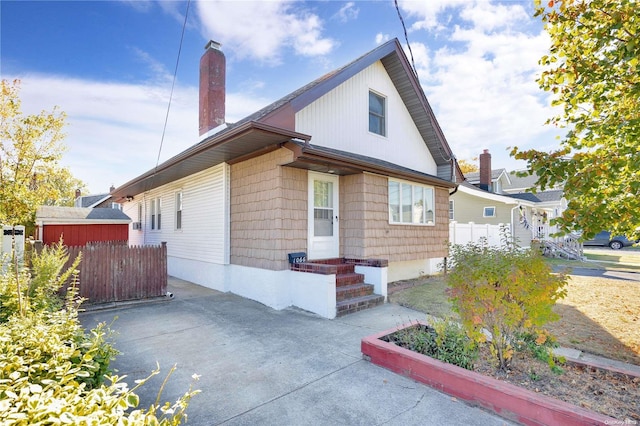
[{"left": 361, "top": 324, "right": 615, "bottom": 426}]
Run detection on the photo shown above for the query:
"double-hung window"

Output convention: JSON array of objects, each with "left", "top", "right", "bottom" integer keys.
[
  {"left": 389, "top": 179, "right": 435, "bottom": 225},
  {"left": 449, "top": 200, "right": 455, "bottom": 220},
  {"left": 151, "top": 198, "right": 162, "bottom": 230},
  {"left": 175, "top": 191, "right": 183, "bottom": 230},
  {"left": 369, "top": 91, "right": 386, "bottom": 136}
]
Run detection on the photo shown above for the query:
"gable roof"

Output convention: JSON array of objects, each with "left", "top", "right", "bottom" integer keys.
[
  {"left": 465, "top": 168, "right": 511, "bottom": 185},
  {"left": 36, "top": 206, "right": 131, "bottom": 225},
  {"left": 76, "top": 193, "right": 111, "bottom": 208},
  {"left": 507, "top": 190, "right": 564, "bottom": 203},
  {"left": 503, "top": 171, "right": 540, "bottom": 192},
  {"left": 112, "top": 38, "right": 456, "bottom": 201}
]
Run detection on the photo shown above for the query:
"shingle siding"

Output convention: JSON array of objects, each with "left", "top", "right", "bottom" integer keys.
[
  {"left": 340, "top": 173, "right": 449, "bottom": 261},
  {"left": 230, "top": 148, "right": 307, "bottom": 270}
]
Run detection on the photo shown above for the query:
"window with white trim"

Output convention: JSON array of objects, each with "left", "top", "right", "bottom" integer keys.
[
  {"left": 483, "top": 206, "right": 496, "bottom": 217},
  {"left": 449, "top": 200, "right": 454, "bottom": 220},
  {"left": 369, "top": 91, "right": 386, "bottom": 136},
  {"left": 389, "top": 179, "right": 435, "bottom": 225},
  {"left": 151, "top": 197, "right": 162, "bottom": 230},
  {"left": 175, "top": 191, "right": 183, "bottom": 230}
]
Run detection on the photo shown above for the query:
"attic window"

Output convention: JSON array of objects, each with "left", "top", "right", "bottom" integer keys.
[{"left": 369, "top": 91, "right": 386, "bottom": 136}]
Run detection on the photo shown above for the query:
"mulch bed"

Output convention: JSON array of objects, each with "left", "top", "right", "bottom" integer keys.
[{"left": 474, "top": 344, "right": 639, "bottom": 422}]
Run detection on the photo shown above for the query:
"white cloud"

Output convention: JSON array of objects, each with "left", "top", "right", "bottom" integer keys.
[
  {"left": 398, "top": 0, "right": 560, "bottom": 169},
  {"left": 195, "top": 0, "right": 336, "bottom": 65},
  {"left": 10, "top": 73, "right": 269, "bottom": 193},
  {"left": 399, "top": 0, "right": 470, "bottom": 31},
  {"left": 458, "top": 1, "right": 531, "bottom": 32},
  {"left": 334, "top": 2, "right": 359, "bottom": 23},
  {"left": 375, "top": 33, "right": 390, "bottom": 44}
]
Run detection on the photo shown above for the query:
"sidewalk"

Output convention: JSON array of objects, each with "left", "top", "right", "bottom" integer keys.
[{"left": 80, "top": 278, "right": 515, "bottom": 426}]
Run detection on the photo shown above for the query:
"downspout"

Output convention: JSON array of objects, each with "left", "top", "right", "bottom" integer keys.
[{"left": 510, "top": 204, "right": 520, "bottom": 245}]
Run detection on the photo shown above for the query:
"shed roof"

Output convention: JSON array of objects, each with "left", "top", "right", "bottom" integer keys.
[{"left": 36, "top": 206, "right": 131, "bottom": 225}]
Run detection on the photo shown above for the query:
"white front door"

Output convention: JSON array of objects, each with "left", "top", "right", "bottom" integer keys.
[{"left": 308, "top": 172, "right": 339, "bottom": 260}]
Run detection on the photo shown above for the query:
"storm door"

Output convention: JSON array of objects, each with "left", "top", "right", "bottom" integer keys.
[{"left": 308, "top": 172, "right": 339, "bottom": 259}]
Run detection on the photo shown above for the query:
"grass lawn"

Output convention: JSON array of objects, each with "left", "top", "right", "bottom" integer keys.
[{"left": 388, "top": 266, "right": 640, "bottom": 365}]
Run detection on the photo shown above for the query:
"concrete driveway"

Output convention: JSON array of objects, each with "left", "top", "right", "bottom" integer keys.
[{"left": 80, "top": 278, "right": 514, "bottom": 426}]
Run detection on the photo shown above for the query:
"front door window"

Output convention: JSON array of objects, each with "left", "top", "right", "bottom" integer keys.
[{"left": 314, "top": 180, "right": 333, "bottom": 237}]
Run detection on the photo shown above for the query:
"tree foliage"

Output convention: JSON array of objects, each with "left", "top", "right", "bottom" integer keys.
[
  {"left": 510, "top": 0, "right": 639, "bottom": 239},
  {"left": 0, "top": 79, "right": 85, "bottom": 227},
  {"left": 458, "top": 159, "right": 479, "bottom": 174}
]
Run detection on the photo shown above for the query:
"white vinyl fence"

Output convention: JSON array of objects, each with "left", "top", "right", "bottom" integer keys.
[{"left": 449, "top": 222, "right": 511, "bottom": 248}]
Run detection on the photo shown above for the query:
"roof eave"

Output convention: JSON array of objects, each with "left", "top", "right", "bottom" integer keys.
[
  {"left": 286, "top": 143, "right": 456, "bottom": 189},
  {"left": 111, "top": 121, "right": 311, "bottom": 201}
]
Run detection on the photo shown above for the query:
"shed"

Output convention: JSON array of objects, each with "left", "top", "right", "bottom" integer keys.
[{"left": 36, "top": 206, "right": 131, "bottom": 246}]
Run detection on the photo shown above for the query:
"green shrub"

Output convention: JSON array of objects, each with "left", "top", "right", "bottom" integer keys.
[
  {"left": 515, "top": 330, "right": 565, "bottom": 374},
  {"left": 445, "top": 240, "right": 568, "bottom": 370},
  {"left": 383, "top": 318, "right": 478, "bottom": 370},
  {"left": 0, "top": 241, "right": 79, "bottom": 322},
  {"left": 0, "top": 245, "right": 200, "bottom": 424}
]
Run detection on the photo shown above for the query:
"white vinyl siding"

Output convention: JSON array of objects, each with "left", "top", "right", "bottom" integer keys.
[
  {"left": 295, "top": 61, "right": 438, "bottom": 176},
  {"left": 125, "top": 163, "right": 229, "bottom": 264}
]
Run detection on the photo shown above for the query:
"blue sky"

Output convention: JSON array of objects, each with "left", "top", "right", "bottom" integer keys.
[{"left": 1, "top": 0, "right": 561, "bottom": 193}]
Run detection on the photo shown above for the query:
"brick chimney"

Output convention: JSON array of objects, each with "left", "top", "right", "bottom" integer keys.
[
  {"left": 199, "top": 40, "right": 226, "bottom": 136},
  {"left": 75, "top": 188, "right": 81, "bottom": 199},
  {"left": 479, "top": 149, "right": 492, "bottom": 192}
]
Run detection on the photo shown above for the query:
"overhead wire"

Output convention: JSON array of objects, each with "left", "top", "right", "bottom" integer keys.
[
  {"left": 394, "top": 0, "right": 419, "bottom": 81},
  {"left": 153, "top": 0, "right": 192, "bottom": 175},
  {"left": 393, "top": 0, "right": 454, "bottom": 168},
  {"left": 143, "top": 0, "right": 191, "bottom": 244}
]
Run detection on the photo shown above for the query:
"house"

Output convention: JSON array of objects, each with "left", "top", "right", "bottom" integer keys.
[
  {"left": 450, "top": 182, "right": 535, "bottom": 247},
  {"left": 451, "top": 149, "right": 575, "bottom": 254},
  {"left": 74, "top": 187, "right": 120, "bottom": 209},
  {"left": 464, "top": 150, "right": 511, "bottom": 194},
  {"left": 35, "top": 206, "right": 131, "bottom": 246},
  {"left": 110, "top": 39, "right": 457, "bottom": 318}
]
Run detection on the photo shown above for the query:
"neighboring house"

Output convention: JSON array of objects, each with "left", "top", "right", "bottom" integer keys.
[
  {"left": 451, "top": 149, "right": 568, "bottom": 248},
  {"left": 111, "top": 38, "right": 458, "bottom": 318},
  {"left": 450, "top": 182, "right": 535, "bottom": 247},
  {"left": 464, "top": 150, "right": 511, "bottom": 194},
  {"left": 502, "top": 171, "right": 564, "bottom": 195},
  {"left": 74, "top": 187, "right": 121, "bottom": 210},
  {"left": 35, "top": 206, "right": 131, "bottom": 246}
]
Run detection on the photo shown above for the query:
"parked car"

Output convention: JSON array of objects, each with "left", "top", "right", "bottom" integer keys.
[{"left": 582, "top": 231, "right": 638, "bottom": 250}]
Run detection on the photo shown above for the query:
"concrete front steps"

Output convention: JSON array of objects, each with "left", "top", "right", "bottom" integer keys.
[{"left": 290, "top": 258, "right": 384, "bottom": 317}]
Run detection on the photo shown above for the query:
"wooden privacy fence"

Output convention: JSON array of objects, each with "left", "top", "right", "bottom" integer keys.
[{"left": 65, "top": 242, "right": 167, "bottom": 304}]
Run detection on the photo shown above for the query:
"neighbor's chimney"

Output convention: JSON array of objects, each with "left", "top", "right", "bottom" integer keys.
[
  {"left": 109, "top": 185, "right": 115, "bottom": 193},
  {"left": 479, "top": 149, "right": 492, "bottom": 192},
  {"left": 75, "top": 188, "right": 81, "bottom": 199},
  {"left": 199, "top": 40, "right": 226, "bottom": 136}
]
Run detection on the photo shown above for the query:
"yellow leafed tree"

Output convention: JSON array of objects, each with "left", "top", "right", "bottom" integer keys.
[{"left": 0, "top": 79, "right": 85, "bottom": 227}]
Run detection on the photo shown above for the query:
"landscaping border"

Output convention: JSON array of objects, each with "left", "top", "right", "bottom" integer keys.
[{"left": 361, "top": 324, "right": 616, "bottom": 426}]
